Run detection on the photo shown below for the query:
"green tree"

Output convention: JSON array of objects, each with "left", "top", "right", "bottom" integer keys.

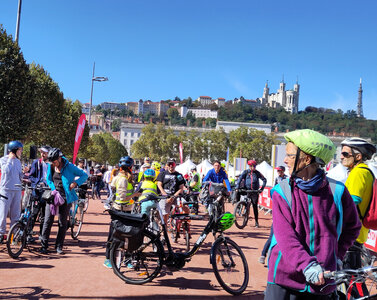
[
  {"left": 0, "top": 26, "right": 35, "bottom": 143},
  {"left": 111, "top": 119, "right": 122, "bottom": 131},
  {"left": 101, "top": 132, "right": 128, "bottom": 165}
]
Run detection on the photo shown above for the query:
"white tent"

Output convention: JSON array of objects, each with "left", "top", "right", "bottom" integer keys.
[
  {"left": 368, "top": 162, "right": 377, "bottom": 177},
  {"left": 326, "top": 163, "right": 348, "bottom": 183},
  {"left": 256, "top": 161, "right": 274, "bottom": 186},
  {"left": 175, "top": 159, "right": 196, "bottom": 176},
  {"left": 197, "top": 159, "right": 213, "bottom": 176}
]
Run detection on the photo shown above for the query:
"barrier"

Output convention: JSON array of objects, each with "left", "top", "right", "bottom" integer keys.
[{"left": 258, "top": 186, "right": 272, "bottom": 214}]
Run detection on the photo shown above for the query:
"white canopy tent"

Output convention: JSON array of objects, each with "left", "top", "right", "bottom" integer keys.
[
  {"left": 175, "top": 159, "right": 196, "bottom": 176},
  {"left": 256, "top": 161, "right": 274, "bottom": 186},
  {"left": 197, "top": 159, "right": 213, "bottom": 176}
]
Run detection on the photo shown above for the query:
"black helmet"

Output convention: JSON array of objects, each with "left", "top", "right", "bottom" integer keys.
[
  {"left": 119, "top": 156, "right": 134, "bottom": 169},
  {"left": 8, "top": 141, "right": 23, "bottom": 153},
  {"left": 48, "top": 148, "right": 63, "bottom": 162},
  {"left": 341, "top": 138, "right": 377, "bottom": 160}
]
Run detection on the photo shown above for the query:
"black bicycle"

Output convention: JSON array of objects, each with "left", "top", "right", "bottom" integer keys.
[
  {"left": 68, "top": 187, "right": 87, "bottom": 240},
  {"left": 6, "top": 183, "right": 50, "bottom": 259},
  {"left": 108, "top": 194, "right": 249, "bottom": 295},
  {"left": 233, "top": 189, "right": 261, "bottom": 229},
  {"left": 201, "top": 182, "right": 227, "bottom": 221}
]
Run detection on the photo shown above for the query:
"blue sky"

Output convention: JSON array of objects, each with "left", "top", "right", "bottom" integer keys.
[{"left": 1, "top": 0, "right": 377, "bottom": 119}]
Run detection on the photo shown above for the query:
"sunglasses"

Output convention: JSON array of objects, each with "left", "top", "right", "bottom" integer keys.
[
  {"left": 341, "top": 152, "right": 353, "bottom": 158},
  {"left": 167, "top": 162, "right": 175, "bottom": 166}
]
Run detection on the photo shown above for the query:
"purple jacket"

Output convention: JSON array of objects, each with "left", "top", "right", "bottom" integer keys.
[{"left": 267, "top": 177, "right": 361, "bottom": 294}]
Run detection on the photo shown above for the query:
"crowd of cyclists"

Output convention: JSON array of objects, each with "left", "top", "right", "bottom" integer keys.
[{"left": 1, "top": 128, "right": 377, "bottom": 299}]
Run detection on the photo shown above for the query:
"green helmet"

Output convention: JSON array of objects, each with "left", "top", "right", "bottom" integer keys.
[
  {"left": 216, "top": 212, "right": 235, "bottom": 231},
  {"left": 284, "top": 129, "right": 335, "bottom": 165}
]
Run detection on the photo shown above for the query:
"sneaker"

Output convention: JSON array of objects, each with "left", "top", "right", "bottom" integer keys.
[
  {"left": 255, "top": 223, "right": 260, "bottom": 228},
  {"left": 259, "top": 255, "right": 266, "bottom": 264},
  {"left": 56, "top": 247, "right": 65, "bottom": 255},
  {"left": 103, "top": 259, "right": 112, "bottom": 269}
]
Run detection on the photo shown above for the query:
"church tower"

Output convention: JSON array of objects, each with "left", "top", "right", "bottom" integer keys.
[
  {"left": 279, "top": 76, "right": 286, "bottom": 107},
  {"left": 357, "top": 78, "right": 363, "bottom": 117},
  {"left": 263, "top": 81, "right": 269, "bottom": 99}
]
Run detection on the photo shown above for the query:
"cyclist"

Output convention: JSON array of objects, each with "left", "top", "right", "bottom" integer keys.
[
  {"left": 28, "top": 145, "right": 51, "bottom": 242},
  {"left": 76, "top": 158, "right": 89, "bottom": 199},
  {"left": 0, "top": 141, "right": 24, "bottom": 243},
  {"left": 93, "top": 164, "right": 103, "bottom": 199},
  {"left": 265, "top": 129, "right": 361, "bottom": 299},
  {"left": 41, "top": 148, "right": 88, "bottom": 254},
  {"left": 104, "top": 156, "right": 140, "bottom": 268},
  {"left": 137, "top": 162, "right": 151, "bottom": 183},
  {"left": 234, "top": 160, "right": 266, "bottom": 228},
  {"left": 203, "top": 160, "right": 231, "bottom": 193},
  {"left": 137, "top": 168, "right": 159, "bottom": 216},
  {"left": 340, "top": 137, "right": 376, "bottom": 298},
  {"left": 189, "top": 166, "right": 201, "bottom": 192},
  {"left": 156, "top": 158, "right": 186, "bottom": 226}
]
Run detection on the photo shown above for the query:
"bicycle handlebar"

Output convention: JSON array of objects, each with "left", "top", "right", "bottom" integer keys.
[
  {"left": 323, "top": 265, "right": 377, "bottom": 280},
  {"left": 236, "top": 189, "right": 262, "bottom": 193}
]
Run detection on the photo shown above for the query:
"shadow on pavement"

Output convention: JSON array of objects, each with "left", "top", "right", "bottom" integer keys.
[
  {"left": 0, "top": 261, "right": 54, "bottom": 270},
  {"left": 0, "top": 286, "right": 60, "bottom": 299}
]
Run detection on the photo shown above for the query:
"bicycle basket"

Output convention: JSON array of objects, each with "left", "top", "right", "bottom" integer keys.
[
  {"left": 215, "top": 212, "right": 235, "bottom": 231},
  {"left": 209, "top": 182, "right": 226, "bottom": 196}
]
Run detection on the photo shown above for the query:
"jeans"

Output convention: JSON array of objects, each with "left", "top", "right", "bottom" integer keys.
[{"left": 261, "top": 225, "right": 274, "bottom": 257}]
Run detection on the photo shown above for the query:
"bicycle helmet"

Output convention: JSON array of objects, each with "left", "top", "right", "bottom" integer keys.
[
  {"left": 216, "top": 212, "right": 235, "bottom": 231},
  {"left": 341, "top": 138, "right": 376, "bottom": 161},
  {"left": 151, "top": 161, "right": 161, "bottom": 171},
  {"left": 8, "top": 141, "right": 23, "bottom": 153},
  {"left": 284, "top": 129, "right": 335, "bottom": 165},
  {"left": 167, "top": 158, "right": 176, "bottom": 166},
  {"left": 247, "top": 160, "right": 257, "bottom": 166},
  {"left": 48, "top": 148, "right": 63, "bottom": 162},
  {"left": 144, "top": 168, "right": 156, "bottom": 179},
  {"left": 191, "top": 166, "right": 197, "bottom": 171},
  {"left": 221, "top": 162, "right": 226, "bottom": 168},
  {"left": 119, "top": 156, "right": 134, "bottom": 169}
]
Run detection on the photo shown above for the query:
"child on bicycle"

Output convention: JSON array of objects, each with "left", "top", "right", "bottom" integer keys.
[{"left": 137, "top": 168, "right": 159, "bottom": 216}]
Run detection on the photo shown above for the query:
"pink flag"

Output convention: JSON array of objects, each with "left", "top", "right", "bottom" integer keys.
[
  {"left": 179, "top": 142, "right": 183, "bottom": 164},
  {"left": 73, "top": 114, "right": 86, "bottom": 164}
]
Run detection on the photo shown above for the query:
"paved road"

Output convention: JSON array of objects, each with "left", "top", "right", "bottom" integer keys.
[{"left": 0, "top": 195, "right": 271, "bottom": 300}]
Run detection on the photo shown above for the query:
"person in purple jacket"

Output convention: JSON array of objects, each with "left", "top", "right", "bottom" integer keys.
[{"left": 265, "top": 129, "right": 361, "bottom": 300}]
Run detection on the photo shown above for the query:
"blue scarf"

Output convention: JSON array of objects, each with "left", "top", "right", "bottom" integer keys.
[{"left": 294, "top": 169, "right": 324, "bottom": 194}]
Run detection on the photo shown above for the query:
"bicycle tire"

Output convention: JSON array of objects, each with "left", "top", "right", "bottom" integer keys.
[
  {"left": 71, "top": 204, "right": 84, "bottom": 240},
  {"left": 234, "top": 201, "right": 249, "bottom": 229},
  {"left": 7, "top": 222, "right": 26, "bottom": 259},
  {"left": 83, "top": 193, "right": 89, "bottom": 213},
  {"left": 110, "top": 230, "right": 164, "bottom": 285},
  {"left": 210, "top": 237, "right": 249, "bottom": 295}
]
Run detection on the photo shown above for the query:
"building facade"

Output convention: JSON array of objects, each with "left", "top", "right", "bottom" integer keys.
[{"left": 180, "top": 106, "right": 218, "bottom": 119}]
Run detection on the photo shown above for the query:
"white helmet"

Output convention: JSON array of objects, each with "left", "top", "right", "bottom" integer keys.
[{"left": 341, "top": 138, "right": 376, "bottom": 160}]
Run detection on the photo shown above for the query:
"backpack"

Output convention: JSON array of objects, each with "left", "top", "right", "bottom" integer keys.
[{"left": 358, "top": 167, "right": 377, "bottom": 230}]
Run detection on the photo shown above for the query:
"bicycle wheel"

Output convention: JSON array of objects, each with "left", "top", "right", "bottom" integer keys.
[
  {"left": 71, "top": 204, "right": 84, "bottom": 239},
  {"left": 234, "top": 201, "right": 249, "bottom": 229},
  {"left": 210, "top": 237, "right": 249, "bottom": 295},
  {"left": 83, "top": 194, "right": 89, "bottom": 213},
  {"left": 183, "top": 222, "right": 190, "bottom": 252},
  {"left": 7, "top": 222, "right": 26, "bottom": 259},
  {"left": 110, "top": 230, "right": 164, "bottom": 284}
]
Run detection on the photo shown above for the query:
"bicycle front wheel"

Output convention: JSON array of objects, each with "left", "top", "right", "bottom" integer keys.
[
  {"left": 234, "top": 201, "right": 249, "bottom": 229},
  {"left": 71, "top": 205, "right": 84, "bottom": 239},
  {"left": 110, "top": 230, "right": 164, "bottom": 284},
  {"left": 7, "top": 222, "right": 26, "bottom": 259},
  {"left": 210, "top": 237, "right": 249, "bottom": 295}
]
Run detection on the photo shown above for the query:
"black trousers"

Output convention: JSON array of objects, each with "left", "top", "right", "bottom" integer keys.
[{"left": 265, "top": 283, "right": 338, "bottom": 300}]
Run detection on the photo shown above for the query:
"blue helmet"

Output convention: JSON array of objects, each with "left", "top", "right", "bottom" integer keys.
[
  {"left": 8, "top": 141, "right": 23, "bottom": 153},
  {"left": 119, "top": 156, "right": 134, "bottom": 169},
  {"left": 144, "top": 168, "right": 156, "bottom": 178}
]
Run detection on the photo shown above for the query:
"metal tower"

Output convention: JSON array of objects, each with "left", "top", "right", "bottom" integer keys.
[{"left": 357, "top": 78, "right": 363, "bottom": 117}]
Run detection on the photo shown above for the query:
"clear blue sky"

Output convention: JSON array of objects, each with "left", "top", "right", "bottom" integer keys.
[{"left": 1, "top": 0, "right": 377, "bottom": 119}]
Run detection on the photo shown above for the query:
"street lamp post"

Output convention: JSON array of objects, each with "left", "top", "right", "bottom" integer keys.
[{"left": 88, "top": 62, "right": 108, "bottom": 128}]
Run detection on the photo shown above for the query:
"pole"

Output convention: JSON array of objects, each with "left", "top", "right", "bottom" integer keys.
[
  {"left": 15, "top": 0, "right": 22, "bottom": 43},
  {"left": 88, "top": 62, "right": 95, "bottom": 128}
]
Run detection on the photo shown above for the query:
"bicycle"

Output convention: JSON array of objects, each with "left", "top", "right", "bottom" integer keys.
[
  {"left": 169, "top": 196, "right": 203, "bottom": 252},
  {"left": 233, "top": 189, "right": 261, "bottom": 229},
  {"left": 108, "top": 194, "right": 249, "bottom": 295},
  {"left": 201, "top": 182, "right": 227, "bottom": 221},
  {"left": 324, "top": 263, "right": 377, "bottom": 299},
  {"left": 6, "top": 183, "right": 50, "bottom": 259},
  {"left": 68, "top": 187, "right": 87, "bottom": 240}
]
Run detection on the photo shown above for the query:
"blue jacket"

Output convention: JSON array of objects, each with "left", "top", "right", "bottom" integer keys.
[
  {"left": 236, "top": 169, "right": 267, "bottom": 191},
  {"left": 203, "top": 168, "right": 231, "bottom": 192},
  {"left": 46, "top": 157, "right": 88, "bottom": 204}
]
